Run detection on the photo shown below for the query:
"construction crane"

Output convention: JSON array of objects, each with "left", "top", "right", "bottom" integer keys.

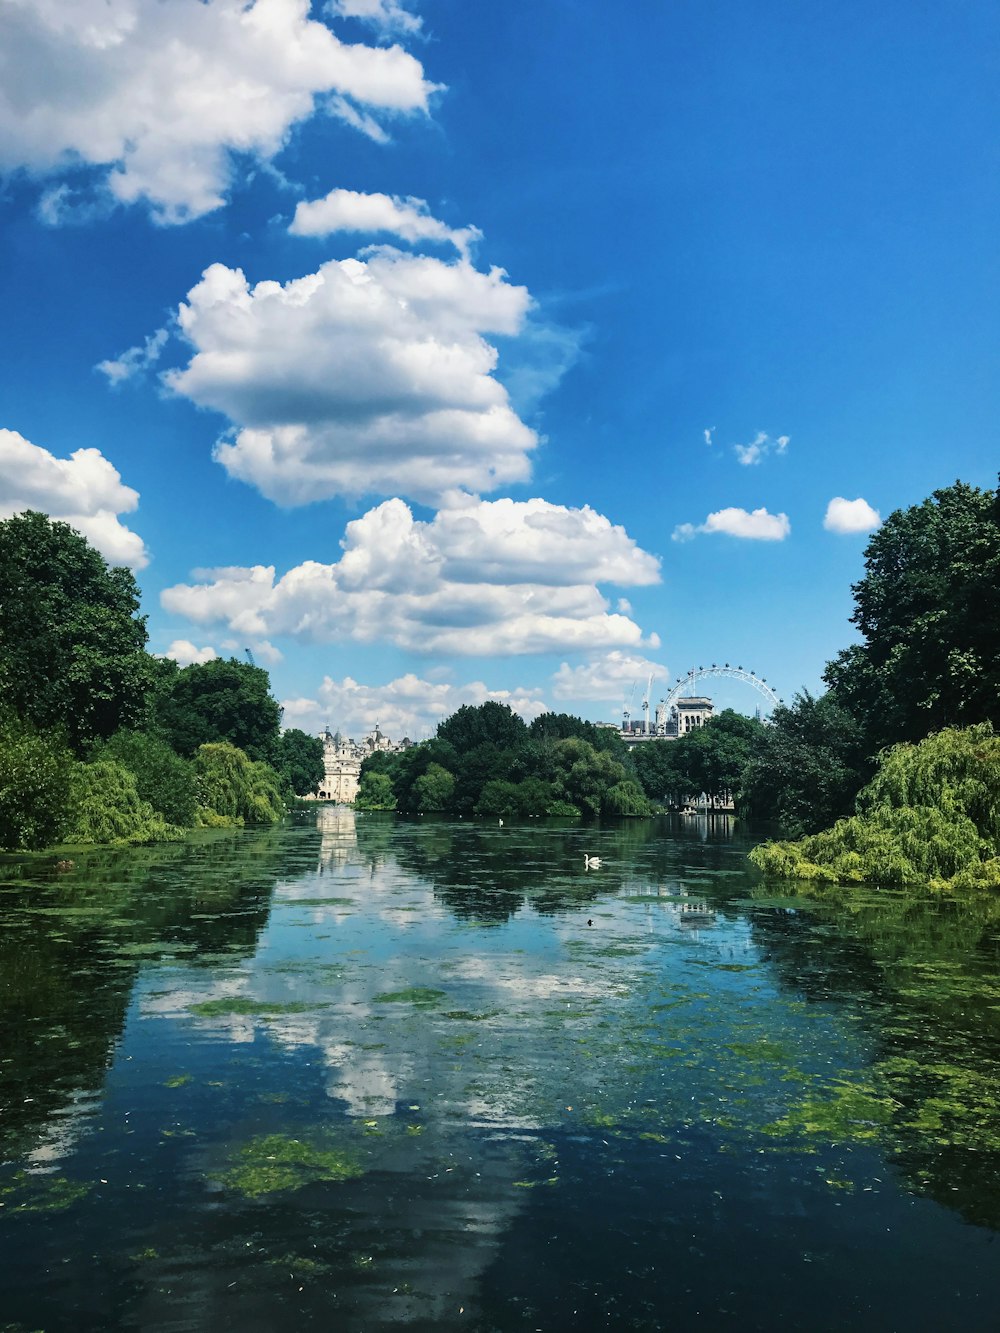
[
  {"left": 641, "top": 672, "right": 654, "bottom": 735},
  {"left": 623, "top": 680, "right": 636, "bottom": 732}
]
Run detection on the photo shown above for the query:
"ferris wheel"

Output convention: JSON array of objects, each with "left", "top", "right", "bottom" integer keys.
[{"left": 660, "top": 664, "right": 782, "bottom": 715}]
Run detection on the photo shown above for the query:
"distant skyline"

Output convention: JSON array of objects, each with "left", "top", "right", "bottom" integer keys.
[{"left": 1, "top": 0, "right": 997, "bottom": 738}]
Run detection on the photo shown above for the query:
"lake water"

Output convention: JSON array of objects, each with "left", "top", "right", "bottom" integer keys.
[{"left": 2, "top": 808, "right": 999, "bottom": 1331}]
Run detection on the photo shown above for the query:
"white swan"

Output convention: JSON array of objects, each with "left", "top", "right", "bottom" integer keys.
[{"left": 584, "top": 854, "right": 602, "bottom": 869}]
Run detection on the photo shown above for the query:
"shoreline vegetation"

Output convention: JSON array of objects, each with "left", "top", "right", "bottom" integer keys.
[{"left": 2, "top": 476, "right": 999, "bottom": 898}]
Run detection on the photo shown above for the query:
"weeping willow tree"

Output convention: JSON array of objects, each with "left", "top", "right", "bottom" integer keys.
[
  {"left": 69, "top": 760, "right": 183, "bottom": 846},
  {"left": 194, "top": 742, "right": 286, "bottom": 826},
  {"left": 750, "top": 724, "right": 1000, "bottom": 890}
]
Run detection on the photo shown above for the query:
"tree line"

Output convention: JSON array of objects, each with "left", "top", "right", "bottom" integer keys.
[{"left": 0, "top": 510, "right": 325, "bottom": 850}]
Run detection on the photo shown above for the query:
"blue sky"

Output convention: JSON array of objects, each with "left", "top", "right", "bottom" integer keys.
[{"left": 1, "top": 0, "right": 997, "bottom": 739}]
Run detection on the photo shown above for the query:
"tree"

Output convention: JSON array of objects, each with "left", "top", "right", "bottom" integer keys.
[
  {"left": 154, "top": 658, "right": 282, "bottom": 763},
  {"left": 740, "top": 691, "right": 871, "bottom": 835},
  {"left": 824, "top": 479, "right": 1000, "bottom": 750},
  {"left": 275, "top": 728, "right": 325, "bottom": 796},
  {"left": 98, "top": 730, "right": 198, "bottom": 826},
  {"left": 437, "top": 702, "right": 529, "bottom": 753},
  {"left": 412, "top": 762, "right": 455, "bottom": 813},
  {"left": 0, "top": 511, "right": 151, "bottom": 753},
  {"left": 0, "top": 711, "right": 75, "bottom": 850},
  {"left": 355, "top": 771, "right": 397, "bottom": 810},
  {"left": 194, "top": 742, "right": 286, "bottom": 825},
  {"left": 529, "top": 712, "right": 625, "bottom": 755}
]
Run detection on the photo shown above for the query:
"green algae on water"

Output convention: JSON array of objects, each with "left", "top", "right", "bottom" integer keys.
[
  {"left": 189, "top": 998, "right": 321, "bottom": 1017},
  {"left": 372, "top": 987, "right": 446, "bottom": 1007},
  {"left": 214, "top": 1133, "right": 364, "bottom": 1199}
]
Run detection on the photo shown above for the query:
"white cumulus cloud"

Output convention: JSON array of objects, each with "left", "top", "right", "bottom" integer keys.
[
  {"left": 672, "top": 506, "right": 790, "bottom": 542},
  {"left": 290, "top": 187, "right": 480, "bottom": 256},
  {"left": 551, "top": 650, "right": 668, "bottom": 706},
  {"left": 0, "top": 427, "right": 148, "bottom": 568},
  {"left": 150, "top": 250, "right": 539, "bottom": 505},
  {"left": 162, "top": 640, "right": 219, "bottom": 667},
  {"left": 823, "top": 496, "right": 882, "bottom": 534},
  {"left": 283, "top": 672, "right": 546, "bottom": 742},
  {"left": 0, "top": 0, "right": 438, "bottom": 223},
  {"left": 161, "top": 495, "right": 661, "bottom": 656}
]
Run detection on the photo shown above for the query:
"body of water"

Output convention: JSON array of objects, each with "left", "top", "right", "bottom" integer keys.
[{"left": 2, "top": 809, "right": 999, "bottom": 1331}]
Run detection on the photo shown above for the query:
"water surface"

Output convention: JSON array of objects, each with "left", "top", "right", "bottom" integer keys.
[{"left": 2, "top": 809, "right": 999, "bottom": 1331}]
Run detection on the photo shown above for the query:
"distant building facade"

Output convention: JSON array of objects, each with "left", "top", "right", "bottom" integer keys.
[{"left": 311, "top": 726, "right": 410, "bottom": 804}]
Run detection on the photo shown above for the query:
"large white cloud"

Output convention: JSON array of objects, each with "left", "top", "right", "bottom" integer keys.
[
  {"left": 0, "top": 0, "right": 438, "bottom": 223},
  {"left": 823, "top": 496, "right": 881, "bottom": 534},
  {"left": 161, "top": 495, "right": 661, "bottom": 656},
  {"left": 149, "top": 250, "right": 540, "bottom": 505},
  {"left": 290, "top": 187, "right": 478, "bottom": 256},
  {"left": 0, "top": 427, "right": 148, "bottom": 568},
  {"left": 672, "top": 506, "right": 790, "bottom": 543},
  {"left": 283, "top": 672, "right": 547, "bottom": 742}
]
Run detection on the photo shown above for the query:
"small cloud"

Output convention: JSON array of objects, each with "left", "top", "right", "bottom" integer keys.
[
  {"left": 733, "top": 431, "right": 789, "bottom": 466},
  {"left": 823, "top": 496, "right": 881, "bottom": 534},
  {"left": 703, "top": 427, "right": 715, "bottom": 447},
  {"left": 289, "top": 187, "right": 480, "bottom": 257},
  {"left": 162, "top": 640, "right": 219, "bottom": 667},
  {"left": 327, "top": 0, "right": 423, "bottom": 37},
  {"left": 672, "top": 507, "right": 790, "bottom": 542},
  {"left": 97, "top": 327, "right": 170, "bottom": 386}
]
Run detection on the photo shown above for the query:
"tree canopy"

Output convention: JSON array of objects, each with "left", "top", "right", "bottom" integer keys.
[
  {"left": 0, "top": 511, "right": 151, "bottom": 753},
  {"left": 153, "top": 657, "right": 282, "bottom": 762},
  {"left": 824, "top": 479, "right": 1000, "bottom": 750}
]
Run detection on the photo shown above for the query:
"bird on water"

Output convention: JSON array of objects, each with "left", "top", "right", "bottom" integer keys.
[{"left": 584, "top": 854, "right": 602, "bottom": 869}]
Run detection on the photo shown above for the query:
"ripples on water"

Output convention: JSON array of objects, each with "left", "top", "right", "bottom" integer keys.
[{"left": 1, "top": 808, "right": 999, "bottom": 1331}]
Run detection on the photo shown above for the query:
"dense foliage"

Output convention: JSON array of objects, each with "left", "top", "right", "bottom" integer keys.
[
  {"left": 152, "top": 657, "right": 283, "bottom": 763},
  {"left": 750, "top": 725, "right": 1000, "bottom": 891},
  {"left": 738, "top": 692, "right": 871, "bottom": 836},
  {"left": 0, "top": 710, "right": 75, "bottom": 851},
  {"left": 0, "top": 510, "right": 152, "bottom": 752},
  {"left": 274, "top": 728, "right": 325, "bottom": 797},
  {"left": 0, "top": 512, "right": 291, "bottom": 850},
  {"left": 361, "top": 702, "right": 653, "bottom": 819},
  {"left": 632, "top": 710, "right": 763, "bottom": 808},
  {"left": 824, "top": 480, "right": 1000, "bottom": 750}
]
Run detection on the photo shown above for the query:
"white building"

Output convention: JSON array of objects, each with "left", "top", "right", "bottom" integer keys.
[{"left": 312, "top": 726, "right": 409, "bottom": 804}]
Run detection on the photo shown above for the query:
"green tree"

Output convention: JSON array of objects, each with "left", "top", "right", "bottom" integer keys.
[
  {"left": 412, "top": 762, "right": 455, "bottom": 813},
  {"left": 68, "top": 759, "right": 180, "bottom": 846},
  {"left": 740, "top": 691, "right": 871, "bottom": 835},
  {"left": 824, "top": 479, "right": 1000, "bottom": 750},
  {"left": 275, "top": 728, "right": 325, "bottom": 796},
  {"left": 0, "top": 711, "right": 75, "bottom": 850},
  {"left": 98, "top": 730, "right": 198, "bottom": 826},
  {"left": 0, "top": 511, "right": 151, "bottom": 752},
  {"left": 437, "top": 702, "right": 528, "bottom": 753},
  {"left": 529, "top": 712, "right": 625, "bottom": 755},
  {"left": 194, "top": 742, "right": 286, "bottom": 825},
  {"left": 355, "top": 771, "right": 397, "bottom": 810},
  {"left": 550, "top": 737, "right": 628, "bottom": 818},
  {"left": 154, "top": 658, "right": 282, "bottom": 763}
]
